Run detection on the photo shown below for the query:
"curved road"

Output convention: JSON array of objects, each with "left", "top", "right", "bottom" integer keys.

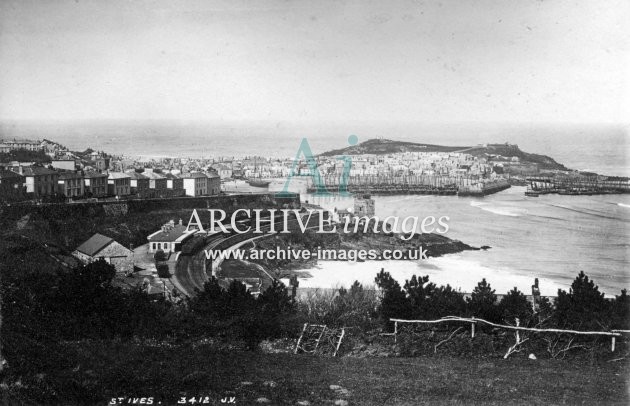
[{"left": 173, "top": 213, "right": 323, "bottom": 297}]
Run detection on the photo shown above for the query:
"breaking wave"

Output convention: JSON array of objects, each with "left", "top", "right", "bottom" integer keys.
[{"left": 470, "top": 201, "right": 526, "bottom": 217}]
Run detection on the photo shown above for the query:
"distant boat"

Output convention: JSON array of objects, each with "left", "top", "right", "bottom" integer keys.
[{"left": 246, "top": 178, "right": 271, "bottom": 187}]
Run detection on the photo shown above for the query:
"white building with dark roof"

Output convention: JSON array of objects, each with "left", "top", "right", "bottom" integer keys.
[
  {"left": 181, "top": 172, "right": 208, "bottom": 196},
  {"left": 147, "top": 219, "right": 197, "bottom": 253}
]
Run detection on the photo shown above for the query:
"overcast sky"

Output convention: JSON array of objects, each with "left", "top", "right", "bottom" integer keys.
[{"left": 0, "top": 0, "right": 627, "bottom": 124}]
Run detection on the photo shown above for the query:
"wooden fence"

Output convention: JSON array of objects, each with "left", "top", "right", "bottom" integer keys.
[{"left": 386, "top": 316, "right": 630, "bottom": 353}]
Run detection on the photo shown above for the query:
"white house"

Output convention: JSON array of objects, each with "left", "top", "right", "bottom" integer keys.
[{"left": 147, "top": 219, "right": 197, "bottom": 253}]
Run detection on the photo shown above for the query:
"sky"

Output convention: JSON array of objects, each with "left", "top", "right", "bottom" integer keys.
[{"left": 0, "top": 0, "right": 628, "bottom": 124}]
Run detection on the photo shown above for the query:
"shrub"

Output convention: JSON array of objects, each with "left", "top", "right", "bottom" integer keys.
[
  {"left": 154, "top": 249, "right": 167, "bottom": 262},
  {"left": 296, "top": 281, "right": 379, "bottom": 330},
  {"left": 188, "top": 277, "right": 298, "bottom": 349},
  {"left": 156, "top": 263, "right": 170, "bottom": 278}
]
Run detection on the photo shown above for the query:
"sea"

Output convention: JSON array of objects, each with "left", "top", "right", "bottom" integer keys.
[{"left": 1, "top": 120, "right": 628, "bottom": 296}]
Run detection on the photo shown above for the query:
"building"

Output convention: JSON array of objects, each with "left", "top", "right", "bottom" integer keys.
[
  {"left": 147, "top": 219, "right": 196, "bottom": 253},
  {"left": 72, "top": 233, "right": 133, "bottom": 273},
  {"left": 51, "top": 160, "right": 76, "bottom": 171},
  {"left": 213, "top": 164, "right": 233, "bottom": 179},
  {"left": 207, "top": 172, "right": 221, "bottom": 195},
  {"left": 165, "top": 173, "right": 184, "bottom": 191},
  {"left": 126, "top": 171, "right": 150, "bottom": 195},
  {"left": 107, "top": 172, "right": 131, "bottom": 196},
  {"left": 354, "top": 195, "right": 375, "bottom": 217},
  {"left": 181, "top": 172, "right": 208, "bottom": 197},
  {"left": 57, "top": 171, "right": 84, "bottom": 198},
  {"left": 143, "top": 170, "right": 167, "bottom": 191},
  {"left": 12, "top": 165, "right": 59, "bottom": 197},
  {"left": 93, "top": 157, "right": 109, "bottom": 172},
  {"left": 0, "top": 168, "right": 26, "bottom": 200},
  {"left": 83, "top": 172, "right": 108, "bottom": 197},
  {"left": 3, "top": 139, "right": 42, "bottom": 151}
]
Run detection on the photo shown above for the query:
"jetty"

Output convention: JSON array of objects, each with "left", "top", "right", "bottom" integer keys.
[
  {"left": 526, "top": 175, "right": 630, "bottom": 196},
  {"left": 305, "top": 174, "right": 510, "bottom": 197}
]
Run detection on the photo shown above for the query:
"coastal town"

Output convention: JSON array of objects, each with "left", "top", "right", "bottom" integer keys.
[{"left": 2, "top": 137, "right": 628, "bottom": 204}]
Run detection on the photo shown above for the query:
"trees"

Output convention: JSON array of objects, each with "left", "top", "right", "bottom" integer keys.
[
  {"left": 554, "top": 271, "right": 609, "bottom": 329},
  {"left": 188, "top": 278, "right": 298, "bottom": 349},
  {"left": 467, "top": 278, "right": 501, "bottom": 322},
  {"left": 404, "top": 276, "right": 466, "bottom": 319},
  {"left": 610, "top": 289, "right": 630, "bottom": 330},
  {"left": 498, "top": 287, "right": 533, "bottom": 324},
  {"left": 375, "top": 269, "right": 411, "bottom": 328},
  {"left": 428, "top": 284, "right": 467, "bottom": 319}
]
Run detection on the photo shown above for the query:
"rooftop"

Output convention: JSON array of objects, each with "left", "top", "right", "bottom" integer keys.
[
  {"left": 12, "top": 166, "right": 58, "bottom": 176},
  {"left": 58, "top": 171, "right": 83, "bottom": 180},
  {"left": 83, "top": 171, "right": 108, "bottom": 178},
  {"left": 125, "top": 171, "right": 149, "bottom": 180},
  {"left": 147, "top": 220, "right": 196, "bottom": 243},
  {"left": 0, "top": 169, "right": 24, "bottom": 180},
  {"left": 108, "top": 172, "right": 131, "bottom": 180},
  {"left": 142, "top": 171, "right": 166, "bottom": 180},
  {"left": 75, "top": 233, "right": 114, "bottom": 257},
  {"left": 181, "top": 172, "right": 207, "bottom": 179}
]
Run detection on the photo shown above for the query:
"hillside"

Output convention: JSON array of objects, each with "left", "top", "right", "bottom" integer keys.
[
  {"left": 320, "top": 138, "right": 467, "bottom": 156},
  {"left": 320, "top": 138, "right": 569, "bottom": 171}
]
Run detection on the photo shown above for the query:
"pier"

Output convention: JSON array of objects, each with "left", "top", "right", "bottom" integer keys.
[
  {"left": 526, "top": 175, "right": 630, "bottom": 196},
  {"left": 305, "top": 174, "right": 510, "bottom": 197}
]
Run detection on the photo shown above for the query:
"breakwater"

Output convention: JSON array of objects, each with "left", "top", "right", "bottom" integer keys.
[
  {"left": 306, "top": 178, "right": 510, "bottom": 196},
  {"left": 527, "top": 176, "right": 630, "bottom": 196}
]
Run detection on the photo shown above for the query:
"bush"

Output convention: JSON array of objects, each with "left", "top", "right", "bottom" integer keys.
[
  {"left": 156, "top": 263, "right": 171, "bottom": 278},
  {"left": 188, "top": 277, "right": 297, "bottom": 349},
  {"left": 296, "top": 281, "right": 379, "bottom": 330},
  {"left": 154, "top": 249, "right": 167, "bottom": 262}
]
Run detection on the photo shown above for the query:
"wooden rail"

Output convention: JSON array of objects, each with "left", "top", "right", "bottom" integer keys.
[{"left": 388, "top": 316, "right": 624, "bottom": 351}]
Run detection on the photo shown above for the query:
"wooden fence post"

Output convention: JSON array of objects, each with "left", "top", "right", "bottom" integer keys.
[
  {"left": 294, "top": 323, "right": 308, "bottom": 354},
  {"left": 611, "top": 336, "right": 616, "bottom": 352},
  {"left": 471, "top": 317, "right": 475, "bottom": 339},
  {"left": 394, "top": 321, "right": 398, "bottom": 344},
  {"left": 333, "top": 328, "right": 345, "bottom": 357}
]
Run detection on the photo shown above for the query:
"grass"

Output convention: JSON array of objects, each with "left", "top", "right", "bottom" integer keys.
[{"left": 3, "top": 340, "right": 628, "bottom": 405}]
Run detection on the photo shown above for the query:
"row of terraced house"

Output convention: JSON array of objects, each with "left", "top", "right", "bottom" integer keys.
[{"left": 0, "top": 164, "right": 221, "bottom": 201}]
